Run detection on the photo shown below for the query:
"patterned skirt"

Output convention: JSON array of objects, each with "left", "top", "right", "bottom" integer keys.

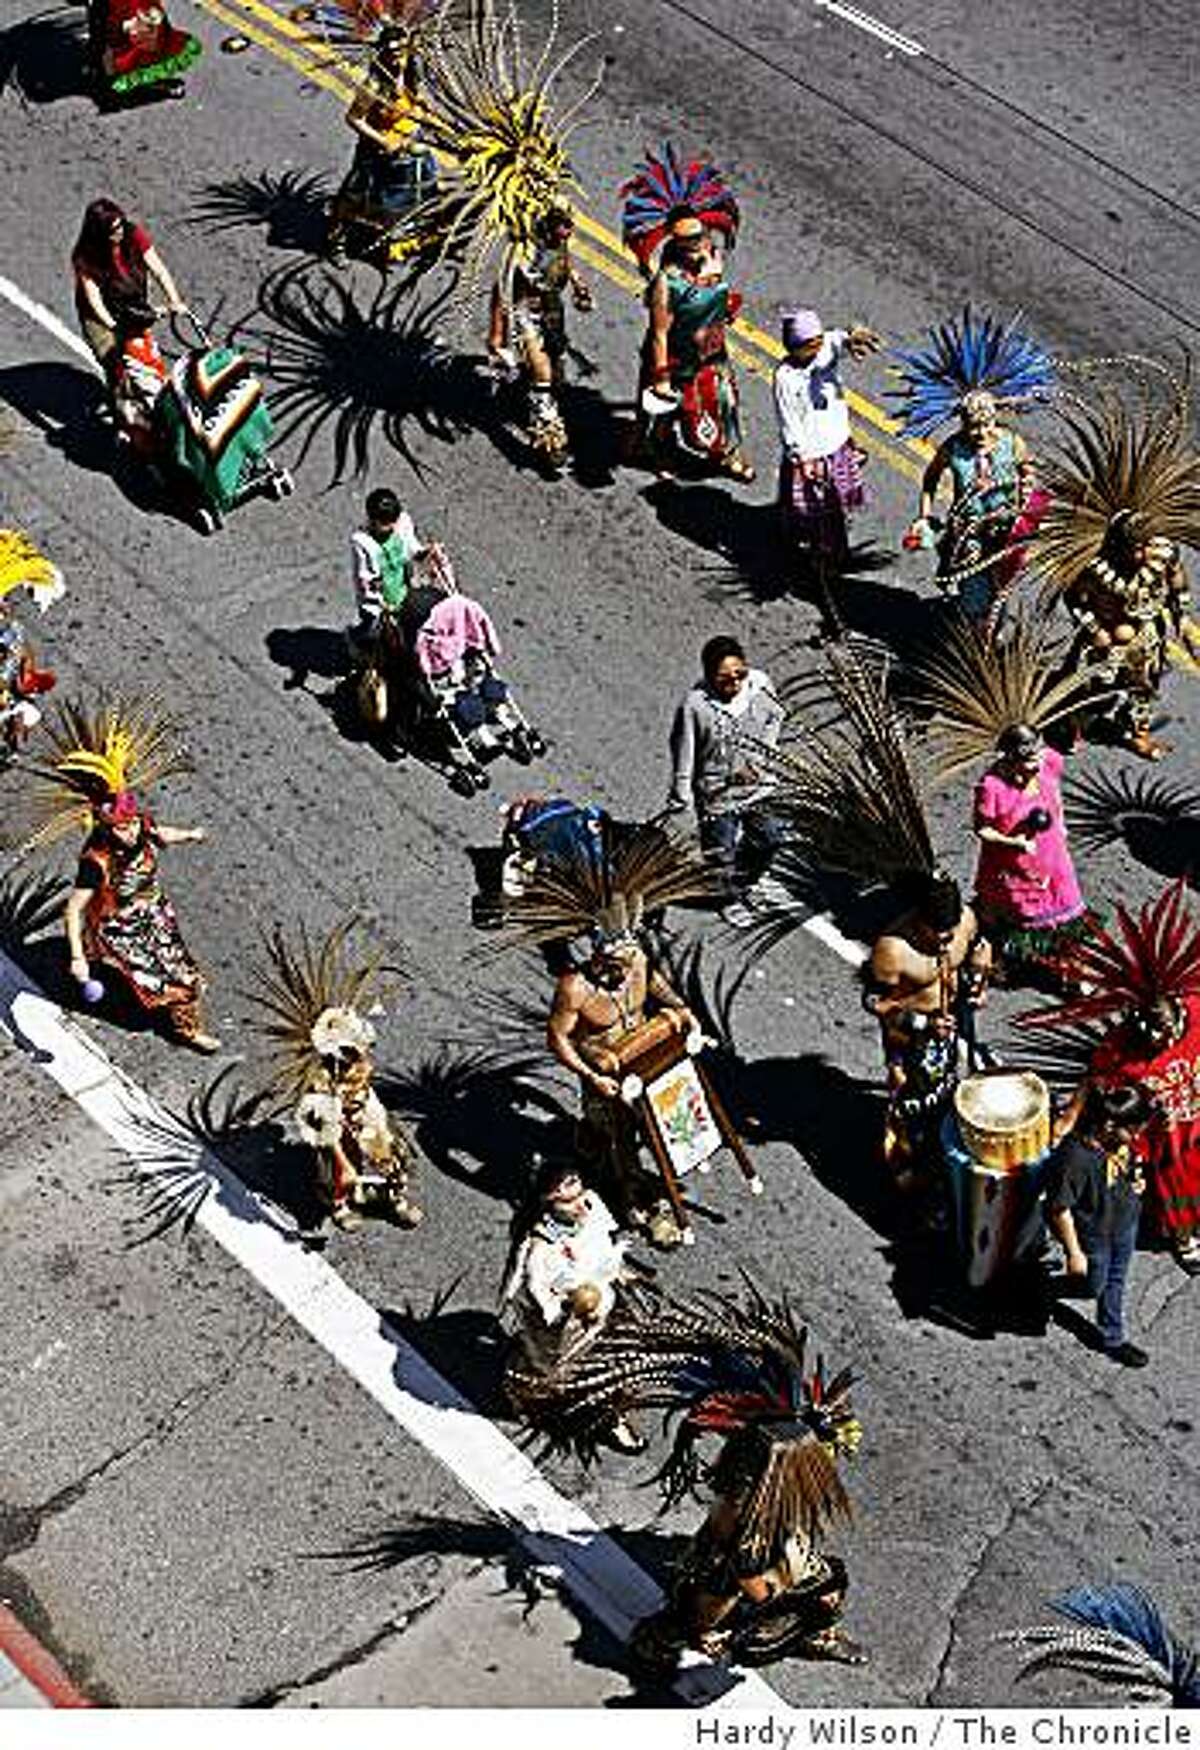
[
  {"left": 89, "top": 895, "right": 200, "bottom": 1013},
  {"left": 778, "top": 442, "right": 866, "bottom": 561},
  {"left": 677, "top": 359, "right": 744, "bottom": 463}
]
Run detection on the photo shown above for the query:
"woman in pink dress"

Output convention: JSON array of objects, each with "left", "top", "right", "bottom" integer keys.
[{"left": 973, "top": 723, "right": 1090, "bottom": 989}]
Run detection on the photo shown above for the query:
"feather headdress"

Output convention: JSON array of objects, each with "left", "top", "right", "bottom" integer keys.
[
  {"left": 509, "top": 1281, "right": 858, "bottom": 1561},
  {"left": 904, "top": 612, "right": 1095, "bottom": 783},
  {"left": 413, "top": 0, "right": 602, "bottom": 300},
  {"left": 1018, "top": 879, "right": 1200, "bottom": 1032},
  {"left": 491, "top": 820, "right": 720, "bottom": 955},
  {"left": 766, "top": 638, "right": 937, "bottom": 886},
  {"left": 13, "top": 694, "right": 190, "bottom": 853},
  {"left": 1026, "top": 373, "right": 1200, "bottom": 600},
  {"left": 890, "top": 306, "right": 1054, "bottom": 438},
  {"left": 620, "top": 143, "right": 740, "bottom": 269},
  {"left": 0, "top": 529, "right": 65, "bottom": 615},
  {"left": 1002, "top": 1584, "right": 1200, "bottom": 1707},
  {"left": 243, "top": 918, "right": 387, "bottom": 1107}
]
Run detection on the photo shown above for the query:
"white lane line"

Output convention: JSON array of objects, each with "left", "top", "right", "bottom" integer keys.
[
  {"left": 0, "top": 949, "right": 782, "bottom": 1710},
  {"left": 0, "top": 274, "right": 99, "bottom": 371},
  {"left": 804, "top": 911, "right": 869, "bottom": 968},
  {"left": 813, "top": 0, "right": 924, "bottom": 56}
]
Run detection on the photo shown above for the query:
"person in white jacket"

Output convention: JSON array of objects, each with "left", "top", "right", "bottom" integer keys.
[{"left": 773, "top": 308, "right": 879, "bottom": 570}]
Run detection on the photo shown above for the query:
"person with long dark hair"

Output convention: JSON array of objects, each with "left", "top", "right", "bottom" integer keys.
[{"left": 71, "top": 199, "right": 186, "bottom": 379}]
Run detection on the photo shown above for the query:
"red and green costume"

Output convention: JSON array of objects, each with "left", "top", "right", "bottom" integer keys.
[{"left": 90, "top": 0, "right": 202, "bottom": 96}]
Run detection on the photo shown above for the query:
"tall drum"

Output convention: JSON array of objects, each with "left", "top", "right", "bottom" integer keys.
[{"left": 944, "top": 1070, "right": 1051, "bottom": 1287}]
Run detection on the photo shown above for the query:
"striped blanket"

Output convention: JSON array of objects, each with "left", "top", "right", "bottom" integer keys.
[{"left": 159, "top": 348, "right": 274, "bottom": 514}]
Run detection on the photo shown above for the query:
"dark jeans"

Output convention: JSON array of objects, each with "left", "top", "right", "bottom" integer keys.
[
  {"left": 700, "top": 805, "right": 789, "bottom": 888},
  {"left": 1083, "top": 1216, "right": 1139, "bottom": 1350}
]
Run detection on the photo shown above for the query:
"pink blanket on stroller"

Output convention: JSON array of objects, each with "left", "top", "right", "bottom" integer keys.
[{"left": 414, "top": 595, "right": 501, "bottom": 678}]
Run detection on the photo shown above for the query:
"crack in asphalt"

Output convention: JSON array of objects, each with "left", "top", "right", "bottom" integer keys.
[
  {"left": 1, "top": 1307, "right": 290, "bottom": 1559},
  {"left": 238, "top": 1582, "right": 452, "bottom": 1707},
  {"left": 1139, "top": 1267, "right": 1198, "bottom": 1335},
  {"left": 922, "top": 1475, "right": 1055, "bottom": 1707}
]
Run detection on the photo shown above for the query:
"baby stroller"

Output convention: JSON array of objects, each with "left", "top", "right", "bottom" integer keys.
[
  {"left": 110, "top": 310, "right": 294, "bottom": 534},
  {"left": 401, "top": 547, "right": 546, "bottom": 794},
  {"left": 471, "top": 796, "right": 608, "bottom": 929},
  {"left": 153, "top": 312, "right": 294, "bottom": 534}
]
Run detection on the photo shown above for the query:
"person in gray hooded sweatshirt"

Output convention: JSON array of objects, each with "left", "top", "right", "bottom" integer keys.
[{"left": 666, "top": 635, "right": 789, "bottom": 924}]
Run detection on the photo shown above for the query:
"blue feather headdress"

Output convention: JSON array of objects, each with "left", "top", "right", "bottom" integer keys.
[
  {"left": 890, "top": 307, "right": 1055, "bottom": 437},
  {"left": 620, "top": 143, "right": 739, "bottom": 269}
]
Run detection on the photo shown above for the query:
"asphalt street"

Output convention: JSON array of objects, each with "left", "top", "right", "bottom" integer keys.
[{"left": 1, "top": 0, "right": 1199, "bottom": 1712}]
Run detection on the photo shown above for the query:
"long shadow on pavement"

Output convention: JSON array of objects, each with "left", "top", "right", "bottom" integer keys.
[
  {"left": 1064, "top": 765, "right": 1200, "bottom": 886},
  {"left": 0, "top": 11, "right": 90, "bottom": 104},
  {"left": 309, "top": 1508, "right": 711, "bottom": 1707},
  {"left": 191, "top": 169, "right": 334, "bottom": 258},
  {"left": 639, "top": 477, "right": 928, "bottom": 645},
  {"left": 378, "top": 1044, "right": 575, "bottom": 1211},
  {"left": 0, "top": 361, "right": 192, "bottom": 524}
]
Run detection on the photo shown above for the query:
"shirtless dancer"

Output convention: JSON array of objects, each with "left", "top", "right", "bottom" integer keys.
[
  {"left": 546, "top": 934, "right": 696, "bottom": 1249},
  {"left": 863, "top": 872, "right": 991, "bottom": 1187}
]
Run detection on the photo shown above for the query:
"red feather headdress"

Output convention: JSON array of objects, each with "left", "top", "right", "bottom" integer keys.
[
  {"left": 1019, "top": 879, "right": 1200, "bottom": 1031},
  {"left": 620, "top": 143, "right": 740, "bottom": 269}
]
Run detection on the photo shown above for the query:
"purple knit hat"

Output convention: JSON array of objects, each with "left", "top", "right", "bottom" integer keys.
[{"left": 781, "top": 308, "right": 823, "bottom": 348}]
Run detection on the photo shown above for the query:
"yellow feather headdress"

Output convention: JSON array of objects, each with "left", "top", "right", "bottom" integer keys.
[
  {"left": 12, "top": 694, "right": 191, "bottom": 853},
  {"left": 417, "top": 0, "right": 602, "bottom": 301},
  {"left": 0, "top": 530, "right": 66, "bottom": 615}
]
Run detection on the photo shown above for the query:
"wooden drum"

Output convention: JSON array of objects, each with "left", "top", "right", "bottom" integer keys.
[{"left": 953, "top": 1071, "right": 1050, "bottom": 1174}]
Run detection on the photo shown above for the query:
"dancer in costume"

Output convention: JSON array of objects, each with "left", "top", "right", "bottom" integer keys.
[
  {"left": 246, "top": 920, "right": 423, "bottom": 1231},
  {"left": 501, "top": 1159, "right": 646, "bottom": 1452},
  {"left": 1027, "top": 381, "right": 1200, "bottom": 761},
  {"left": 0, "top": 531, "right": 63, "bottom": 763},
  {"left": 742, "top": 639, "right": 990, "bottom": 1185},
  {"left": 508, "top": 1281, "right": 866, "bottom": 1671},
  {"left": 87, "top": 0, "right": 201, "bottom": 107},
  {"left": 622, "top": 145, "right": 753, "bottom": 482},
  {"left": 906, "top": 613, "right": 1097, "bottom": 991},
  {"left": 404, "top": 0, "right": 601, "bottom": 302},
  {"left": 72, "top": 200, "right": 187, "bottom": 385},
  {"left": 894, "top": 309, "right": 1054, "bottom": 623},
  {"left": 494, "top": 822, "right": 715, "bottom": 1250},
  {"left": 972, "top": 726, "right": 1089, "bottom": 987},
  {"left": 867, "top": 871, "right": 989, "bottom": 1186},
  {"left": 1003, "top": 1584, "right": 1200, "bottom": 1707},
  {"left": 20, "top": 696, "right": 219, "bottom": 1051},
  {"left": 1020, "top": 881, "right": 1200, "bottom": 1275},
  {"left": 325, "top": 11, "right": 441, "bottom": 267},
  {"left": 773, "top": 308, "right": 880, "bottom": 571},
  {"left": 487, "top": 204, "right": 593, "bottom": 471},
  {"left": 549, "top": 933, "right": 697, "bottom": 1250}
]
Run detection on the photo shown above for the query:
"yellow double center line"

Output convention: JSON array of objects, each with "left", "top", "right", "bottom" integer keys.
[{"left": 192, "top": 0, "right": 928, "bottom": 482}]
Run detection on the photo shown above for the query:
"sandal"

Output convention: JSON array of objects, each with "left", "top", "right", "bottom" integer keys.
[
  {"left": 646, "top": 1202, "right": 685, "bottom": 1250},
  {"left": 804, "top": 1627, "right": 869, "bottom": 1666}
]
